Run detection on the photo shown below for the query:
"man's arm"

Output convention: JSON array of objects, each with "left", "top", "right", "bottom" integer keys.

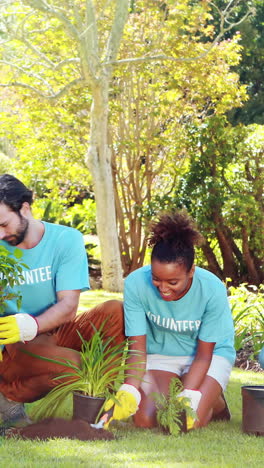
[
  {"left": 35, "top": 289, "right": 81, "bottom": 333},
  {"left": 0, "top": 289, "right": 81, "bottom": 345}
]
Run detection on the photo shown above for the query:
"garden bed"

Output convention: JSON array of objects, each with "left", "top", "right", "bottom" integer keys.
[{"left": 8, "top": 418, "right": 115, "bottom": 441}]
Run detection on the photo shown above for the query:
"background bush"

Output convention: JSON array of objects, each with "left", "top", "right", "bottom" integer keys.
[{"left": 229, "top": 283, "right": 264, "bottom": 360}]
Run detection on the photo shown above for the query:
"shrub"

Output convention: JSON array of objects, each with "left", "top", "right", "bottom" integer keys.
[{"left": 229, "top": 283, "right": 264, "bottom": 359}]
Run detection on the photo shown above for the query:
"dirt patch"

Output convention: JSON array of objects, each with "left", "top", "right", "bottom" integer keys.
[{"left": 8, "top": 418, "right": 115, "bottom": 441}]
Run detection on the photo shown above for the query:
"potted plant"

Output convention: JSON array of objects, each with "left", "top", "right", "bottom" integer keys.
[
  {"left": 152, "top": 377, "right": 197, "bottom": 435},
  {"left": 29, "top": 322, "right": 142, "bottom": 424}
]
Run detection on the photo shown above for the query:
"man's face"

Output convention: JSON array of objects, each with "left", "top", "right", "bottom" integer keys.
[{"left": 0, "top": 203, "right": 29, "bottom": 246}]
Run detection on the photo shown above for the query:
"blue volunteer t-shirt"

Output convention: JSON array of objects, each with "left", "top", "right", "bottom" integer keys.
[
  {"left": 124, "top": 265, "right": 235, "bottom": 365},
  {"left": 0, "top": 221, "right": 89, "bottom": 317}
]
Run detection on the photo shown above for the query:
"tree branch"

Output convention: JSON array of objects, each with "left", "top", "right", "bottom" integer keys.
[
  {"left": 83, "top": 0, "right": 99, "bottom": 56},
  {"left": 104, "top": 0, "right": 129, "bottom": 64},
  {"left": 221, "top": 168, "right": 236, "bottom": 194},
  {"left": 22, "top": 0, "right": 80, "bottom": 40},
  {"left": 76, "top": 0, "right": 100, "bottom": 80},
  {"left": 0, "top": 60, "right": 55, "bottom": 93},
  {"left": 105, "top": 1, "right": 254, "bottom": 67},
  {"left": 0, "top": 77, "right": 85, "bottom": 99},
  {"left": 53, "top": 57, "right": 81, "bottom": 70},
  {"left": 19, "top": 37, "right": 56, "bottom": 68}
]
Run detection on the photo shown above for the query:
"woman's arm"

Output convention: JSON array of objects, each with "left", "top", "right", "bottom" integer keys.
[
  {"left": 125, "top": 334, "right": 147, "bottom": 389},
  {"left": 182, "top": 339, "right": 215, "bottom": 390}
]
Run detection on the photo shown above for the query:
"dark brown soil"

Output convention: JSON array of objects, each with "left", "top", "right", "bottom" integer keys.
[{"left": 7, "top": 418, "right": 115, "bottom": 441}]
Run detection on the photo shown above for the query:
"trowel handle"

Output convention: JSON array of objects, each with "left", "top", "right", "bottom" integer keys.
[
  {"left": 90, "top": 406, "right": 114, "bottom": 429},
  {"left": 99, "top": 406, "right": 114, "bottom": 424}
]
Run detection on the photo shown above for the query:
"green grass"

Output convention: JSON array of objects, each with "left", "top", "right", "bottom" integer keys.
[
  {"left": 77, "top": 289, "right": 122, "bottom": 313},
  {"left": 1, "top": 290, "right": 263, "bottom": 467}
]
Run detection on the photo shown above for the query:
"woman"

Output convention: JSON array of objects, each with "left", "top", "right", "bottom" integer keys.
[{"left": 105, "top": 211, "right": 235, "bottom": 430}]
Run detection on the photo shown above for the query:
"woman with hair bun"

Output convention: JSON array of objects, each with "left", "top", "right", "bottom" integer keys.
[{"left": 105, "top": 211, "right": 235, "bottom": 430}]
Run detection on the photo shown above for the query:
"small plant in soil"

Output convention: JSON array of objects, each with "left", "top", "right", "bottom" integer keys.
[{"left": 152, "top": 377, "right": 196, "bottom": 436}]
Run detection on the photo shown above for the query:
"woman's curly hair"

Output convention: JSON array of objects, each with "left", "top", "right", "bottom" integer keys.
[{"left": 148, "top": 210, "right": 204, "bottom": 271}]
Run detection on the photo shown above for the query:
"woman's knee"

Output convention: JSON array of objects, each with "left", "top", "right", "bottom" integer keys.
[
  {"left": 133, "top": 408, "right": 157, "bottom": 428},
  {"left": 195, "top": 407, "right": 213, "bottom": 428},
  {"left": 133, "top": 393, "right": 158, "bottom": 429}
]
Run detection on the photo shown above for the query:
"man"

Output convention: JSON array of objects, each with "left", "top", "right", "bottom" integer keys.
[{"left": 0, "top": 174, "right": 124, "bottom": 432}]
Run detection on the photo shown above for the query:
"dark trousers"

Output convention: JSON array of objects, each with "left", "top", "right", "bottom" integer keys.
[{"left": 0, "top": 300, "right": 125, "bottom": 403}]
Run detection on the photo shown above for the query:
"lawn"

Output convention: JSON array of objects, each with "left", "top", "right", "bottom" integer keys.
[{"left": 0, "top": 290, "right": 263, "bottom": 468}]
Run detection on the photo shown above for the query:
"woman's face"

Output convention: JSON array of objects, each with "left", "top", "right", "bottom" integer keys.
[{"left": 151, "top": 259, "right": 195, "bottom": 301}]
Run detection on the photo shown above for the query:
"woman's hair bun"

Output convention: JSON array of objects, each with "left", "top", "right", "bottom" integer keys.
[{"left": 148, "top": 210, "right": 203, "bottom": 248}]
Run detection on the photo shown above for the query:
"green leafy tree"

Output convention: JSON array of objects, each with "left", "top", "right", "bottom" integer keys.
[
  {"left": 176, "top": 116, "right": 263, "bottom": 285},
  {"left": 212, "top": 0, "right": 264, "bottom": 125},
  {"left": 109, "top": 2, "right": 248, "bottom": 275},
  {"left": 0, "top": 1, "right": 252, "bottom": 289}
]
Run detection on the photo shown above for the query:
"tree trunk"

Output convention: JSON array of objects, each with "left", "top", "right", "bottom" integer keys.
[
  {"left": 241, "top": 226, "right": 261, "bottom": 285},
  {"left": 213, "top": 213, "right": 239, "bottom": 283},
  {"left": 201, "top": 239, "right": 223, "bottom": 279},
  {"left": 86, "top": 82, "right": 123, "bottom": 291}
]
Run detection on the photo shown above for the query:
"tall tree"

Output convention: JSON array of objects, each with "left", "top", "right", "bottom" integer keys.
[
  {"left": 212, "top": 0, "right": 264, "bottom": 125},
  {"left": 177, "top": 117, "right": 264, "bottom": 286},
  {"left": 0, "top": 0, "right": 252, "bottom": 290},
  {"left": 1, "top": 0, "right": 129, "bottom": 291},
  {"left": 109, "top": 31, "right": 247, "bottom": 275}
]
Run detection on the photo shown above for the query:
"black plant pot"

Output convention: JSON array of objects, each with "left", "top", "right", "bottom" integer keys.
[
  {"left": 241, "top": 385, "right": 264, "bottom": 436},
  {"left": 73, "top": 392, "right": 105, "bottom": 424}
]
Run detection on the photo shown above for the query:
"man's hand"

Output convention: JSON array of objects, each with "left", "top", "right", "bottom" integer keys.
[
  {"left": 103, "top": 384, "right": 141, "bottom": 426},
  {"left": 0, "top": 314, "right": 38, "bottom": 345}
]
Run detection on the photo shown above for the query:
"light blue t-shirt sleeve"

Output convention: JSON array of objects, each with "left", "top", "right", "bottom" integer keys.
[
  {"left": 54, "top": 228, "right": 90, "bottom": 292},
  {"left": 1, "top": 224, "right": 89, "bottom": 317},
  {"left": 124, "top": 274, "right": 147, "bottom": 336},
  {"left": 198, "top": 283, "right": 234, "bottom": 343}
]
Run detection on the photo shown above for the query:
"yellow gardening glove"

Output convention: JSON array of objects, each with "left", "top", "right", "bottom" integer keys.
[
  {"left": 103, "top": 384, "right": 141, "bottom": 427},
  {"left": 0, "top": 314, "right": 38, "bottom": 345},
  {"left": 178, "top": 389, "right": 202, "bottom": 431}
]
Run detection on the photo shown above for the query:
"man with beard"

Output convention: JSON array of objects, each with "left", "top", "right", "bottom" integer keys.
[{"left": 0, "top": 174, "right": 124, "bottom": 434}]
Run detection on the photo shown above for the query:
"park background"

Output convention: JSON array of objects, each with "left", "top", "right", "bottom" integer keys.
[
  {"left": 0, "top": 2, "right": 263, "bottom": 466},
  {"left": 0, "top": 0, "right": 263, "bottom": 364}
]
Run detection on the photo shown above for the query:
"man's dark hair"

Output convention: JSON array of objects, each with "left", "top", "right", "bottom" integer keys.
[{"left": 0, "top": 174, "right": 33, "bottom": 212}]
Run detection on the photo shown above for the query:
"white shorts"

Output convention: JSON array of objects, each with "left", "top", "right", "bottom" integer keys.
[{"left": 146, "top": 354, "right": 233, "bottom": 391}]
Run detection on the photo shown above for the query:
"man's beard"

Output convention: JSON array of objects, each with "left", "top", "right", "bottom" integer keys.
[{"left": 5, "top": 215, "right": 29, "bottom": 246}]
